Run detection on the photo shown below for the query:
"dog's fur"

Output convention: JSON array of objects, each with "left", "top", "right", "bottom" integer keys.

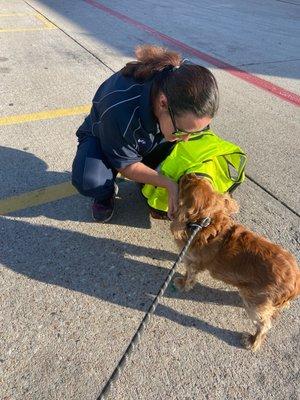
[{"left": 171, "top": 174, "right": 300, "bottom": 351}]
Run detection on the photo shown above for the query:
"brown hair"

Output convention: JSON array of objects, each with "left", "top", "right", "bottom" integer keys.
[{"left": 121, "top": 45, "right": 219, "bottom": 118}]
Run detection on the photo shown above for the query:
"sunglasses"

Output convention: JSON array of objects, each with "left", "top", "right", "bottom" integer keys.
[{"left": 168, "top": 105, "right": 209, "bottom": 137}]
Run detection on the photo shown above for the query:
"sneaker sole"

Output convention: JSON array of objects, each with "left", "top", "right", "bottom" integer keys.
[{"left": 92, "top": 209, "right": 114, "bottom": 223}]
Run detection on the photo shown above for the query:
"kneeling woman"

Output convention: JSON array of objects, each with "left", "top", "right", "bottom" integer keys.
[{"left": 72, "top": 45, "right": 219, "bottom": 222}]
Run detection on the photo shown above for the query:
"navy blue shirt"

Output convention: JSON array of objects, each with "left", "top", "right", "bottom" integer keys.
[{"left": 76, "top": 71, "right": 164, "bottom": 169}]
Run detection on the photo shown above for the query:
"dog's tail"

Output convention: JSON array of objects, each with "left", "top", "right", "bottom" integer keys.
[
  {"left": 274, "top": 265, "right": 300, "bottom": 309},
  {"left": 293, "top": 271, "right": 300, "bottom": 299}
]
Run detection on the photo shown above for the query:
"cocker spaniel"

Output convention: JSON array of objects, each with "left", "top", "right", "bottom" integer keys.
[{"left": 171, "top": 174, "right": 300, "bottom": 351}]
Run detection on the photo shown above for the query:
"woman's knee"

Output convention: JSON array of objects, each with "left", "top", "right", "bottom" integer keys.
[
  {"left": 71, "top": 135, "right": 115, "bottom": 199},
  {"left": 72, "top": 168, "right": 103, "bottom": 196},
  {"left": 71, "top": 165, "right": 115, "bottom": 199}
]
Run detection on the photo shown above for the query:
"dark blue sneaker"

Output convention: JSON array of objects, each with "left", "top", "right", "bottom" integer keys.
[{"left": 92, "top": 185, "right": 118, "bottom": 223}]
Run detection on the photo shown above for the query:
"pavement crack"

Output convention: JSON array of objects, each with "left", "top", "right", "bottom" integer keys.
[
  {"left": 237, "top": 59, "right": 300, "bottom": 67},
  {"left": 23, "top": 0, "right": 116, "bottom": 74},
  {"left": 246, "top": 174, "right": 300, "bottom": 218},
  {"left": 275, "top": 0, "right": 300, "bottom": 6}
]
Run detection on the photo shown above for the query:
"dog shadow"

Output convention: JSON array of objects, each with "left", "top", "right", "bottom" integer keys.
[
  {"left": 166, "top": 279, "right": 243, "bottom": 308},
  {"left": 156, "top": 301, "right": 245, "bottom": 349},
  {"left": 159, "top": 280, "right": 245, "bottom": 348}
]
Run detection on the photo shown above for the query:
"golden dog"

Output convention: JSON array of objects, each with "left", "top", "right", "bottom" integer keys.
[{"left": 171, "top": 174, "right": 300, "bottom": 351}]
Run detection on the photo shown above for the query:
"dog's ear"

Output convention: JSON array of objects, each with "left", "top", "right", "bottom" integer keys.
[
  {"left": 177, "top": 175, "right": 204, "bottom": 220},
  {"left": 176, "top": 190, "right": 204, "bottom": 222},
  {"left": 223, "top": 193, "right": 239, "bottom": 214}
]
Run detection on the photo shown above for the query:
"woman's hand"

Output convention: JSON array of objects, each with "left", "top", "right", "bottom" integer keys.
[
  {"left": 119, "top": 163, "right": 179, "bottom": 219},
  {"left": 166, "top": 180, "right": 179, "bottom": 220}
]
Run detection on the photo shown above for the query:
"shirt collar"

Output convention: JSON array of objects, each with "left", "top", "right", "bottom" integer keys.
[{"left": 139, "top": 80, "right": 158, "bottom": 134}]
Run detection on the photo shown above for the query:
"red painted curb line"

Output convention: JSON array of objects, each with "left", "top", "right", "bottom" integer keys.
[{"left": 85, "top": 0, "right": 300, "bottom": 107}]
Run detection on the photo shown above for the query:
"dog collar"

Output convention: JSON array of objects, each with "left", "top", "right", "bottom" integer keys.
[{"left": 187, "top": 216, "right": 211, "bottom": 231}]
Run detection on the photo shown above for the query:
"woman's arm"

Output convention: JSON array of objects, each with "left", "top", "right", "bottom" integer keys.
[{"left": 118, "top": 162, "right": 178, "bottom": 219}]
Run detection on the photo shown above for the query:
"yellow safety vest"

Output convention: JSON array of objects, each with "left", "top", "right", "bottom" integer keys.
[{"left": 142, "top": 129, "right": 247, "bottom": 212}]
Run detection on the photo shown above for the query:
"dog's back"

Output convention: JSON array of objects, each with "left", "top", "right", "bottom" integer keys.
[{"left": 223, "top": 224, "right": 300, "bottom": 309}]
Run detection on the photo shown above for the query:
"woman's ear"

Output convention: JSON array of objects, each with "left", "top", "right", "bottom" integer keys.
[
  {"left": 223, "top": 193, "right": 239, "bottom": 214},
  {"left": 157, "top": 92, "right": 168, "bottom": 111}
]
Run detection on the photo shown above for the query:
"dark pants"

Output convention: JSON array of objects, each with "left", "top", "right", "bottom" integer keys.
[{"left": 71, "top": 135, "right": 175, "bottom": 202}]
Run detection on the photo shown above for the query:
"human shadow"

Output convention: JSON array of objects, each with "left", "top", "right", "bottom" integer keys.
[
  {"left": 0, "top": 145, "right": 151, "bottom": 229},
  {"left": 0, "top": 145, "right": 70, "bottom": 200},
  {"left": 1, "top": 216, "right": 243, "bottom": 347}
]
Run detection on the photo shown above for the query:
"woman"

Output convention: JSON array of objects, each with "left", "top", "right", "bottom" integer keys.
[{"left": 72, "top": 45, "right": 219, "bottom": 222}]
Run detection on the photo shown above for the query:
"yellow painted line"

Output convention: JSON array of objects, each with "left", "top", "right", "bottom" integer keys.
[
  {"left": 33, "top": 13, "right": 57, "bottom": 29},
  {"left": 0, "top": 176, "right": 127, "bottom": 214},
  {"left": 0, "top": 104, "right": 91, "bottom": 126},
  {"left": 0, "top": 27, "right": 56, "bottom": 32},
  {"left": 0, "top": 13, "right": 29, "bottom": 17},
  {"left": 0, "top": 12, "right": 57, "bottom": 32},
  {"left": 0, "top": 182, "right": 78, "bottom": 215}
]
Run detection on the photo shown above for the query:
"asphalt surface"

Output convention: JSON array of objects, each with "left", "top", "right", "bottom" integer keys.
[{"left": 1, "top": 1, "right": 299, "bottom": 399}]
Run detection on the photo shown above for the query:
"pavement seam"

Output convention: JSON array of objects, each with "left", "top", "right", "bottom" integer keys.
[
  {"left": 246, "top": 175, "right": 300, "bottom": 218},
  {"left": 237, "top": 58, "right": 300, "bottom": 67},
  {"left": 23, "top": 0, "right": 116, "bottom": 74},
  {"left": 275, "top": 0, "right": 300, "bottom": 5}
]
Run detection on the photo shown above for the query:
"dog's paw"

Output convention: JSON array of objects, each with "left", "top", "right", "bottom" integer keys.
[
  {"left": 173, "top": 277, "right": 186, "bottom": 291},
  {"left": 283, "top": 301, "right": 291, "bottom": 309},
  {"left": 241, "top": 333, "right": 260, "bottom": 352},
  {"left": 174, "top": 276, "right": 194, "bottom": 292}
]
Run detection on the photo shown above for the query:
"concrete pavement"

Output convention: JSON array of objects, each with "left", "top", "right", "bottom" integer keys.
[{"left": 1, "top": 1, "right": 299, "bottom": 399}]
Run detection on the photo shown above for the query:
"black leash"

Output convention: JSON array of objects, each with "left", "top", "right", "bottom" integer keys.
[{"left": 97, "top": 217, "right": 211, "bottom": 400}]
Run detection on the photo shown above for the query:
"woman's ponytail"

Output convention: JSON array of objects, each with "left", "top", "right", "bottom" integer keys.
[{"left": 121, "top": 45, "right": 182, "bottom": 81}]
